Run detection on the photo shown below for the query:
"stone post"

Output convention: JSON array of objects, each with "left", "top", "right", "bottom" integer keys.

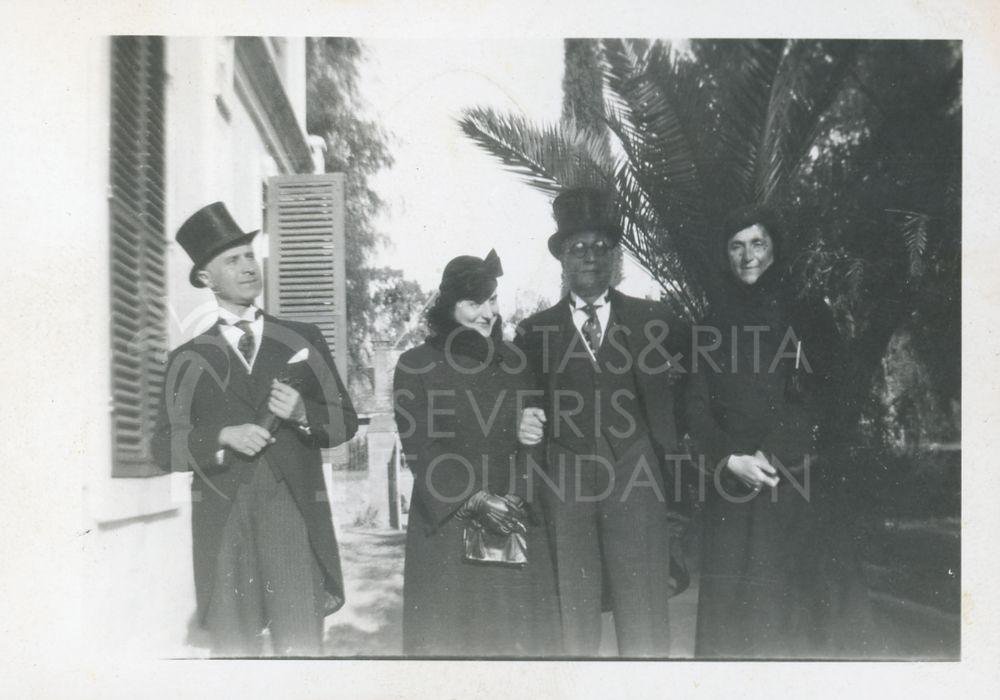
[{"left": 365, "top": 340, "right": 404, "bottom": 528}]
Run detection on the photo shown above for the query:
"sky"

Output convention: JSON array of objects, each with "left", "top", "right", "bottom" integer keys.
[{"left": 357, "top": 38, "right": 662, "bottom": 319}]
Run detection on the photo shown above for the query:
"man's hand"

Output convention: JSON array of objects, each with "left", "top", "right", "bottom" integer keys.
[
  {"left": 218, "top": 424, "right": 274, "bottom": 457},
  {"left": 725, "top": 451, "right": 780, "bottom": 491},
  {"left": 518, "top": 407, "right": 546, "bottom": 446},
  {"left": 268, "top": 379, "right": 306, "bottom": 423}
]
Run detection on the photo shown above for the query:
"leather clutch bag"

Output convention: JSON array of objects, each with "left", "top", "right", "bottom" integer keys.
[{"left": 463, "top": 522, "right": 527, "bottom": 568}]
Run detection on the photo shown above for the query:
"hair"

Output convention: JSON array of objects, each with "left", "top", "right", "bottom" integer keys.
[
  {"left": 425, "top": 290, "right": 458, "bottom": 338},
  {"left": 424, "top": 284, "right": 498, "bottom": 338}
]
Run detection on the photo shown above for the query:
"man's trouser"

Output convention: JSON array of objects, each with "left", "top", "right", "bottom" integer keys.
[
  {"left": 541, "top": 434, "right": 673, "bottom": 657},
  {"left": 205, "top": 458, "right": 326, "bottom": 657}
]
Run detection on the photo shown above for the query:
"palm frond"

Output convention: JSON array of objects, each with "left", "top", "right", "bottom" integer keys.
[
  {"left": 604, "top": 100, "right": 702, "bottom": 236},
  {"left": 613, "top": 162, "right": 704, "bottom": 320},
  {"left": 755, "top": 41, "right": 858, "bottom": 205},
  {"left": 457, "top": 107, "right": 615, "bottom": 196},
  {"left": 619, "top": 41, "right": 717, "bottom": 216},
  {"left": 458, "top": 39, "right": 953, "bottom": 332},
  {"left": 712, "top": 40, "right": 785, "bottom": 205},
  {"left": 602, "top": 39, "right": 716, "bottom": 283},
  {"left": 888, "top": 208, "right": 930, "bottom": 278}
]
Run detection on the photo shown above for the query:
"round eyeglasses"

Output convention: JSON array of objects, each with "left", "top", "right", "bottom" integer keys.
[{"left": 565, "top": 240, "right": 613, "bottom": 259}]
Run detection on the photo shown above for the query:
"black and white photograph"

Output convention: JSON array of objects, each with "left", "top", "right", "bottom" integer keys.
[{"left": 1, "top": 0, "right": 997, "bottom": 697}]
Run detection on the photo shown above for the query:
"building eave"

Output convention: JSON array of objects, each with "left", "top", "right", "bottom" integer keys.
[{"left": 233, "top": 36, "right": 313, "bottom": 174}]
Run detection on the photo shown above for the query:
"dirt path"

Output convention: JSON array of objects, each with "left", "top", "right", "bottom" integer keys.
[{"left": 325, "top": 526, "right": 698, "bottom": 657}]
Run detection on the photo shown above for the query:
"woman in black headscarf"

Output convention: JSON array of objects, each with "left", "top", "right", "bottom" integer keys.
[
  {"left": 392, "top": 250, "right": 561, "bottom": 657},
  {"left": 686, "top": 207, "right": 879, "bottom": 659}
]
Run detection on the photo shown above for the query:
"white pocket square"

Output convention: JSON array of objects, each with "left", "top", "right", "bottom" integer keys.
[{"left": 288, "top": 348, "right": 309, "bottom": 364}]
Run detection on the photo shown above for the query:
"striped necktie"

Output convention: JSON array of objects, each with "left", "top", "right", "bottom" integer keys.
[
  {"left": 581, "top": 303, "right": 602, "bottom": 354},
  {"left": 234, "top": 320, "right": 254, "bottom": 364}
]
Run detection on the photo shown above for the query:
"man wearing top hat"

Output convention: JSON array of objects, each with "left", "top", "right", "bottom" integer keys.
[
  {"left": 515, "top": 187, "right": 687, "bottom": 657},
  {"left": 152, "top": 202, "right": 357, "bottom": 656}
]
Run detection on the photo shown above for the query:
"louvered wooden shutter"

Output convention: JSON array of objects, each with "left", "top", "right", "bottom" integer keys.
[
  {"left": 265, "top": 174, "right": 349, "bottom": 379},
  {"left": 109, "top": 36, "right": 168, "bottom": 477}
]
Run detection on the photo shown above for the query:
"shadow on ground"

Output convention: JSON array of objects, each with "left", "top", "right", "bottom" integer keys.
[
  {"left": 325, "top": 525, "right": 699, "bottom": 657},
  {"left": 325, "top": 518, "right": 957, "bottom": 660},
  {"left": 324, "top": 528, "right": 406, "bottom": 656}
]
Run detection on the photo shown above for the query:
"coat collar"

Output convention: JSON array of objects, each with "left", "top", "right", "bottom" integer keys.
[
  {"left": 558, "top": 288, "right": 634, "bottom": 325},
  {"left": 555, "top": 288, "right": 645, "bottom": 362},
  {"left": 568, "top": 289, "right": 611, "bottom": 310},
  {"left": 216, "top": 304, "right": 262, "bottom": 325}
]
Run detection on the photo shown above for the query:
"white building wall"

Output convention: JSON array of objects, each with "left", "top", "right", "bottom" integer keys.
[
  {"left": 285, "top": 38, "right": 309, "bottom": 135},
  {"left": 166, "top": 36, "right": 276, "bottom": 337},
  {"left": 82, "top": 35, "right": 313, "bottom": 657},
  {"left": 81, "top": 36, "right": 197, "bottom": 659}
]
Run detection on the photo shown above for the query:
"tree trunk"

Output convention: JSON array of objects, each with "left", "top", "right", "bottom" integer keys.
[
  {"left": 831, "top": 288, "right": 913, "bottom": 458},
  {"left": 561, "top": 39, "right": 624, "bottom": 290}
]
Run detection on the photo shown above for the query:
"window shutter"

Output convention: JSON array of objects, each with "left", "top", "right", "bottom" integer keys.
[
  {"left": 265, "top": 173, "right": 349, "bottom": 379},
  {"left": 109, "top": 36, "right": 168, "bottom": 477}
]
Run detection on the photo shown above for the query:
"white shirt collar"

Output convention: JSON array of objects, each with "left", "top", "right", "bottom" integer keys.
[
  {"left": 218, "top": 304, "right": 261, "bottom": 325},
  {"left": 569, "top": 289, "right": 610, "bottom": 309}
]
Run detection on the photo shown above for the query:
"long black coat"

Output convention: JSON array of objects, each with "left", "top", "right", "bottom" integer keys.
[
  {"left": 393, "top": 328, "right": 561, "bottom": 657},
  {"left": 152, "top": 315, "right": 358, "bottom": 623},
  {"left": 686, "top": 270, "right": 876, "bottom": 658}
]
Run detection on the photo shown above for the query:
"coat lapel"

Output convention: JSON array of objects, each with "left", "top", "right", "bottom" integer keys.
[
  {"left": 598, "top": 294, "right": 627, "bottom": 365},
  {"left": 191, "top": 324, "right": 256, "bottom": 410},
  {"left": 248, "top": 316, "right": 298, "bottom": 409},
  {"left": 607, "top": 289, "right": 639, "bottom": 356},
  {"left": 547, "top": 296, "right": 574, "bottom": 385},
  {"left": 608, "top": 289, "right": 661, "bottom": 433}
]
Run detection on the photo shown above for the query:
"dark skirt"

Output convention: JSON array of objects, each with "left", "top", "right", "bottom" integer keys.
[
  {"left": 402, "top": 508, "right": 562, "bottom": 657},
  {"left": 695, "top": 464, "right": 879, "bottom": 659}
]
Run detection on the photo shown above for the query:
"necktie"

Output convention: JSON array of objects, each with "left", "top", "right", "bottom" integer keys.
[
  {"left": 234, "top": 320, "right": 255, "bottom": 364},
  {"left": 581, "top": 303, "right": 602, "bottom": 355}
]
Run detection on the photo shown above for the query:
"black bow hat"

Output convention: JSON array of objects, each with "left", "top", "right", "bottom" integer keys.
[
  {"left": 547, "top": 187, "right": 622, "bottom": 258},
  {"left": 439, "top": 249, "right": 504, "bottom": 303},
  {"left": 176, "top": 202, "right": 259, "bottom": 287}
]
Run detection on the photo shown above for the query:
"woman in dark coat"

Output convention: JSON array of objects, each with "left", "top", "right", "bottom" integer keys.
[
  {"left": 392, "top": 250, "right": 562, "bottom": 657},
  {"left": 686, "top": 207, "right": 879, "bottom": 659}
]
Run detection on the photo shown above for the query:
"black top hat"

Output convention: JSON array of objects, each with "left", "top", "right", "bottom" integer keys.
[
  {"left": 176, "top": 202, "right": 259, "bottom": 287},
  {"left": 547, "top": 187, "right": 621, "bottom": 258}
]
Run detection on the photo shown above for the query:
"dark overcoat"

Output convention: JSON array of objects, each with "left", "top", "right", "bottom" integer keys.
[
  {"left": 686, "top": 270, "right": 877, "bottom": 658},
  {"left": 515, "top": 288, "right": 688, "bottom": 463},
  {"left": 393, "top": 331, "right": 562, "bottom": 657},
  {"left": 152, "top": 314, "right": 357, "bottom": 623},
  {"left": 514, "top": 289, "right": 689, "bottom": 655}
]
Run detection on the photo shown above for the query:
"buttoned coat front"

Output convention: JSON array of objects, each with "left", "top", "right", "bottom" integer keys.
[
  {"left": 152, "top": 314, "right": 358, "bottom": 624},
  {"left": 514, "top": 288, "right": 689, "bottom": 655},
  {"left": 516, "top": 288, "right": 687, "bottom": 466}
]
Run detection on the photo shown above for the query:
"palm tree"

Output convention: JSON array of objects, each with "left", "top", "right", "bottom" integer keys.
[{"left": 458, "top": 38, "right": 960, "bottom": 441}]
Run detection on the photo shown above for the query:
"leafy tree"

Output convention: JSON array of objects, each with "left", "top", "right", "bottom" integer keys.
[
  {"left": 307, "top": 38, "right": 409, "bottom": 386},
  {"left": 503, "top": 294, "right": 552, "bottom": 339},
  {"left": 367, "top": 266, "right": 432, "bottom": 351},
  {"left": 458, "top": 39, "right": 961, "bottom": 450}
]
